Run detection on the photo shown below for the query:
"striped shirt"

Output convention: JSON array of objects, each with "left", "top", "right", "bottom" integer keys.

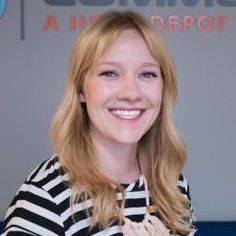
[{"left": 2, "top": 155, "right": 197, "bottom": 236}]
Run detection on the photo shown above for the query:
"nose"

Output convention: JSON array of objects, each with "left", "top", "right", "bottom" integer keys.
[{"left": 116, "top": 76, "right": 141, "bottom": 102}]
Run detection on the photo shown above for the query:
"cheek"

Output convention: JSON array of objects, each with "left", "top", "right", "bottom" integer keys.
[
  {"left": 146, "top": 83, "right": 163, "bottom": 106},
  {"left": 83, "top": 79, "right": 114, "bottom": 106}
]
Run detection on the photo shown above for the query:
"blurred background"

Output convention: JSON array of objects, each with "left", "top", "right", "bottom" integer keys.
[{"left": 0, "top": 0, "right": 236, "bottom": 222}]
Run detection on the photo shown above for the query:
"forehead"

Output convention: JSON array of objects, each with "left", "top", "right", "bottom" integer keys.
[{"left": 96, "top": 29, "right": 157, "bottom": 64}]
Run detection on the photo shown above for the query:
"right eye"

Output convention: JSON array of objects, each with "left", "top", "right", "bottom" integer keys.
[{"left": 99, "top": 70, "right": 118, "bottom": 78}]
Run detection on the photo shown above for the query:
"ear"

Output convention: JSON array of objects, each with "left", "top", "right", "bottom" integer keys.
[{"left": 79, "top": 92, "right": 86, "bottom": 103}]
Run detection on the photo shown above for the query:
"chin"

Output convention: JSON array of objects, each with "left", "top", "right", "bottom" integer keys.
[{"left": 113, "top": 134, "right": 143, "bottom": 145}]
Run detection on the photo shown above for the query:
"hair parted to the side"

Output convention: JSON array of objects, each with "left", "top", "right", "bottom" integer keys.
[{"left": 50, "top": 10, "right": 192, "bottom": 234}]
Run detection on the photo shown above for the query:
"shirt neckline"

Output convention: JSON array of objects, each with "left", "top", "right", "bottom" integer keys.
[{"left": 120, "top": 174, "right": 144, "bottom": 191}]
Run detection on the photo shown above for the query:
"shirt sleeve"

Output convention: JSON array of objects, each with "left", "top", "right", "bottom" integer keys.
[
  {"left": 177, "top": 174, "right": 198, "bottom": 236},
  {"left": 2, "top": 180, "right": 65, "bottom": 236}
]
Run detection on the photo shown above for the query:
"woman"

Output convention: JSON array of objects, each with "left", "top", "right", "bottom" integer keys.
[{"left": 3, "top": 10, "right": 197, "bottom": 236}]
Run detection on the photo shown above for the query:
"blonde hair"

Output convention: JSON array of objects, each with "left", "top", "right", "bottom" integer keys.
[{"left": 50, "top": 10, "right": 192, "bottom": 234}]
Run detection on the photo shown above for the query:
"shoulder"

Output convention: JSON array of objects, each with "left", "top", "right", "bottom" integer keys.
[
  {"left": 8, "top": 154, "right": 68, "bottom": 205},
  {"left": 23, "top": 154, "right": 71, "bottom": 204},
  {"left": 26, "top": 155, "right": 63, "bottom": 183},
  {"left": 177, "top": 174, "right": 198, "bottom": 234},
  {"left": 3, "top": 155, "right": 68, "bottom": 235},
  {"left": 177, "top": 173, "right": 192, "bottom": 202}
]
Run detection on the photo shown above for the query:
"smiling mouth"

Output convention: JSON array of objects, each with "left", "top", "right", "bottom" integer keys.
[{"left": 109, "top": 109, "right": 144, "bottom": 120}]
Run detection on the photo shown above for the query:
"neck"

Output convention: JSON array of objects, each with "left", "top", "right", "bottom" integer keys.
[{"left": 90, "top": 134, "right": 141, "bottom": 184}]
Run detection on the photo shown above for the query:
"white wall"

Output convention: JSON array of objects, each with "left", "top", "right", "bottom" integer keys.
[{"left": 0, "top": 0, "right": 236, "bottom": 221}]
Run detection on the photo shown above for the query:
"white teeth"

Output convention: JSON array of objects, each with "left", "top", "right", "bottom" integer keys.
[{"left": 110, "top": 109, "right": 142, "bottom": 119}]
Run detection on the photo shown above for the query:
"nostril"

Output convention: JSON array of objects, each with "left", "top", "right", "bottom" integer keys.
[{"left": 116, "top": 82, "right": 141, "bottom": 102}]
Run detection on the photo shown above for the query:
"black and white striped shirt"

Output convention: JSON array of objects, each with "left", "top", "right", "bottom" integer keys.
[{"left": 2, "top": 155, "right": 197, "bottom": 236}]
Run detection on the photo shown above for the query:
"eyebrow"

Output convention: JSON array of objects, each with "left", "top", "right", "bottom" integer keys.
[
  {"left": 96, "top": 61, "right": 160, "bottom": 68},
  {"left": 96, "top": 61, "right": 120, "bottom": 67},
  {"left": 141, "top": 62, "right": 160, "bottom": 68}
]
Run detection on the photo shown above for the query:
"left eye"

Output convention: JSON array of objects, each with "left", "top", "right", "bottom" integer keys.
[
  {"left": 99, "top": 70, "right": 118, "bottom": 77},
  {"left": 140, "top": 72, "right": 158, "bottom": 79}
]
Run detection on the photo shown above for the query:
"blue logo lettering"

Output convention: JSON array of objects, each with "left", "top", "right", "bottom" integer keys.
[
  {"left": 0, "top": 0, "right": 7, "bottom": 19},
  {"left": 44, "top": 0, "right": 76, "bottom": 5}
]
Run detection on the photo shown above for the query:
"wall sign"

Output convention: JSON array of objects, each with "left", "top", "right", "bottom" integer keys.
[
  {"left": 0, "top": 0, "right": 234, "bottom": 40},
  {"left": 0, "top": 0, "right": 7, "bottom": 19}
]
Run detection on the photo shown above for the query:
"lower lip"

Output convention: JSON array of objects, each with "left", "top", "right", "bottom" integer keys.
[{"left": 109, "top": 110, "right": 144, "bottom": 123}]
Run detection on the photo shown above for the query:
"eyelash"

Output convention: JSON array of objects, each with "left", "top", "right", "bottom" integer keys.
[
  {"left": 98, "top": 70, "right": 159, "bottom": 80},
  {"left": 140, "top": 71, "right": 158, "bottom": 79},
  {"left": 99, "top": 70, "right": 118, "bottom": 78}
]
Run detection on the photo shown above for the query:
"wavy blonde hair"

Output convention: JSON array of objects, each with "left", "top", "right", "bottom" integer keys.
[{"left": 50, "top": 10, "right": 192, "bottom": 235}]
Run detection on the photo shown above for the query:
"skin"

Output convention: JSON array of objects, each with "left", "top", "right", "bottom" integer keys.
[{"left": 80, "top": 29, "right": 163, "bottom": 183}]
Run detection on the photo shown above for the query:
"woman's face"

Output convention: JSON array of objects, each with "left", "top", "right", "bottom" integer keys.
[{"left": 80, "top": 29, "right": 163, "bottom": 146}]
